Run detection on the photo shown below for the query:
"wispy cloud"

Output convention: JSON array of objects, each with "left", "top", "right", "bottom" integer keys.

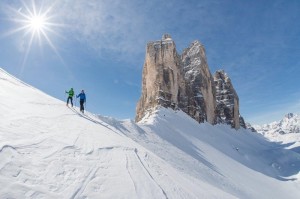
[
  {"left": 52, "top": 0, "right": 154, "bottom": 63},
  {"left": 50, "top": 0, "right": 224, "bottom": 63},
  {"left": 1, "top": 0, "right": 229, "bottom": 64}
]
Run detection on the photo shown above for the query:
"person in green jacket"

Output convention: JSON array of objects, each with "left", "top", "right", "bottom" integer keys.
[{"left": 65, "top": 88, "right": 74, "bottom": 107}]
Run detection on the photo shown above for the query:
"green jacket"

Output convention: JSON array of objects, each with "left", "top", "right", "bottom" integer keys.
[{"left": 66, "top": 89, "right": 74, "bottom": 97}]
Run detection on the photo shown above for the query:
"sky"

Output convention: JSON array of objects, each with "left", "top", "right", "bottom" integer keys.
[{"left": 0, "top": 0, "right": 299, "bottom": 125}]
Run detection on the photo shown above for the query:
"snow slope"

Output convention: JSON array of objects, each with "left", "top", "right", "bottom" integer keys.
[
  {"left": 254, "top": 113, "right": 300, "bottom": 154},
  {"left": 1, "top": 67, "right": 300, "bottom": 199}
]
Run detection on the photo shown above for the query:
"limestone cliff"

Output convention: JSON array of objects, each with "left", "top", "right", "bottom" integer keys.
[
  {"left": 136, "top": 34, "right": 244, "bottom": 129},
  {"left": 181, "top": 41, "right": 216, "bottom": 124},
  {"left": 135, "top": 34, "right": 185, "bottom": 122},
  {"left": 214, "top": 70, "right": 245, "bottom": 129}
]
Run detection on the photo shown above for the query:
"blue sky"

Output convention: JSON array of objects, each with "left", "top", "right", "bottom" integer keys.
[{"left": 0, "top": 0, "right": 299, "bottom": 125}]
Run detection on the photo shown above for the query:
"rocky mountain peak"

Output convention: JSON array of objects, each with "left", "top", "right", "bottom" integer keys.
[
  {"left": 162, "top": 33, "right": 172, "bottom": 40},
  {"left": 215, "top": 70, "right": 229, "bottom": 82},
  {"left": 285, "top": 113, "right": 294, "bottom": 119},
  {"left": 190, "top": 40, "right": 203, "bottom": 47},
  {"left": 136, "top": 34, "right": 244, "bottom": 129},
  {"left": 135, "top": 34, "right": 183, "bottom": 122},
  {"left": 181, "top": 39, "right": 216, "bottom": 124}
]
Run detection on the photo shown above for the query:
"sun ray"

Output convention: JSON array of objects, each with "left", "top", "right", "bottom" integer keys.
[
  {"left": 21, "top": 31, "right": 35, "bottom": 74},
  {"left": 2, "top": 25, "right": 29, "bottom": 37},
  {"left": 2, "top": 0, "right": 67, "bottom": 74}
]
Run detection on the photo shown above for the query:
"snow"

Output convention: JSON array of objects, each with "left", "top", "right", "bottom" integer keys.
[
  {"left": 152, "top": 39, "right": 174, "bottom": 47},
  {"left": 254, "top": 113, "right": 300, "bottom": 154},
  {"left": 260, "top": 113, "right": 300, "bottom": 135},
  {"left": 1, "top": 67, "right": 300, "bottom": 198},
  {"left": 186, "top": 43, "right": 200, "bottom": 58}
]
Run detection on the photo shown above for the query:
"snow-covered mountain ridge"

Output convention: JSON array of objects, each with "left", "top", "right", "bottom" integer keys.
[
  {"left": 254, "top": 113, "right": 300, "bottom": 135},
  {"left": 253, "top": 113, "right": 300, "bottom": 153},
  {"left": 1, "top": 67, "right": 300, "bottom": 199}
]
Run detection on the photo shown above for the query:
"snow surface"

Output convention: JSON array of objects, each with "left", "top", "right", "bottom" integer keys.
[
  {"left": 1, "top": 67, "right": 300, "bottom": 198},
  {"left": 254, "top": 113, "right": 300, "bottom": 154}
]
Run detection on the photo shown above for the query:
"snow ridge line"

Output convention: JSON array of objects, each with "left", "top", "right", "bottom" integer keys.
[
  {"left": 43, "top": 145, "right": 77, "bottom": 159},
  {"left": 0, "top": 136, "right": 49, "bottom": 153},
  {"left": 0, "top": 67, "right": 33, "bottom": 88},
  {"left": 0, "top": 144, "right": 18, "bottom": 153},
  {"left": 134, "top": 149, "right": 169, "bottom": 199}
]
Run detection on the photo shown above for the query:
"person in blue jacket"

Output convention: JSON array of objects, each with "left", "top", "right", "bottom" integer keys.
[{"left": 76, "top": 90, "right": 86, "bottom": 113}]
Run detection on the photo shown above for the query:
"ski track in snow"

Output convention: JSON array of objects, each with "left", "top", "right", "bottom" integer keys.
[
  {"left": 1, "top": 68, "right": 300, "bottom": 198},
  {"left": 0, "top": 139, "right": 169, "bottom": 198}
]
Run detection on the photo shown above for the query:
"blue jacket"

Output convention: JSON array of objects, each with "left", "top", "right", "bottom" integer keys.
[{"left": 76, "top": 93, "right": 86, "bottom": 102}]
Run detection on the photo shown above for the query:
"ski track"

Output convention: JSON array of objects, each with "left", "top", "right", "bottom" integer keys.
[
  {"left": 0, "top": 138, "right": 172, "bottom": 198},
  {"left": 125, "top": 155, "right": 138, "bottom": 195},
  {"left": 134, "top": 149, "right": 168, "bottom": 199},
  {"left": 1, "top": 68, "right": 300, "bottom": 198}
]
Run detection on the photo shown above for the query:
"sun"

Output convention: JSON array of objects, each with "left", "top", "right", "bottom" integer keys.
[
  {"left": 29, "top": 15, "right": 46, "bottom": 32},
  {"left": 4, "top": 0, "right": 64, "bottom": 68},
  {"left": 16, "top": 2, "right": 55, "bottom": 43}
]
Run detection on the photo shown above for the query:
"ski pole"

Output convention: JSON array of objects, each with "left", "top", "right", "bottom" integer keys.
[{"left": 65, "top": 91, "right": 67, "bottom": 105}]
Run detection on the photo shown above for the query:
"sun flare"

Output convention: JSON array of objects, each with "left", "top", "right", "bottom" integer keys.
[
  {"left": 29, "top": 15, "right": 46, "bottom": 32},
  {"left": 10, "top": 3, "right": 55, "bottom": 41},
  {"left": 4, "top": 0, "right": 64, "bottom": 68}
]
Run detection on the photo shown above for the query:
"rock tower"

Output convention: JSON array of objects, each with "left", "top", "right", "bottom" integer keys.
[{"left": 136, "top": 34, "right": 244, "bottom": 129}]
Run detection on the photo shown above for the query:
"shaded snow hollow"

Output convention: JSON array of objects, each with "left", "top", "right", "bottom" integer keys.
[{"left": 1, "top": 68, "right": 300, "bottom": 199}]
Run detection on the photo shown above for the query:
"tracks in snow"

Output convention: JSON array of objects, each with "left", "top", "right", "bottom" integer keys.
[{"left": 0, "top": 141, "right": 169, "bottom": 198}]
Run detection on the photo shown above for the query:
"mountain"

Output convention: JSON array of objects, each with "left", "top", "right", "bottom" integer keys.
[
  {"left": 136, "top": 34, "right": 245, "bottom": 129},
  {"left": 254, "top": 113, "right": 300, "bottom": 135},
  {"left": 254, "top": 113, "right": 300, "bottom": 153},
  {"left": 1, "top": 68, "right": 300, "bottom": 198},
  {"left": 214, "top": 70, "right": 246, "bottom": 129}
]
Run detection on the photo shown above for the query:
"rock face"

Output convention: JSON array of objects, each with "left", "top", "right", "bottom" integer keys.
[
  {"left": 214, "top": 70, "right": 244, "bottom": 129},
  {"left": 135, "top": 34, "right": 185, "bottom": 122},
  {"left": 181, "top": 41, "right": 216, "bottom": 124},
  {"left": 136, "top": 34, "right": 244, "bottom": 129}
]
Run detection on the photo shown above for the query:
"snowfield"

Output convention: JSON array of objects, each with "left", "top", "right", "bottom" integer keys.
[
  {"left": 1, "top": 67, "right": 300, "bottom": 199},
  {"left": 254, "top": 113, "right": 300, "bottom": 154}
]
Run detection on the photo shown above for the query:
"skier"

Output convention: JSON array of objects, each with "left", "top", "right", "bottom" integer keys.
[
  {"left": 65, "top": 88, "right": 74, "bottom": 107},
  {"left": 76, "top": 90, "right": 86, "bottom": 113}
]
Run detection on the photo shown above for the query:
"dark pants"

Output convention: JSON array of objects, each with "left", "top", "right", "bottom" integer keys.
[
  {"left": 67, "top": 96, "right": 73, "bottom": 106},
  {"left": 80, "top": 100, "right": 85, "bottom": 113}
]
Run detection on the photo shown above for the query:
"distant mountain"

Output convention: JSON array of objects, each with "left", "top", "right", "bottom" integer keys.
[
  {"left": 253, "top": 113, "right": 300, "bottom": 153},
  {"left": 254, "top": 113, "right": 300, "bottom": 135}
]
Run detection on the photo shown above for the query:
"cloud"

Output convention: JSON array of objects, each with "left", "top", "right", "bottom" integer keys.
[
  {"left": 0, "top": 0, "right": 231, "bottom": 65},
  {"left": 49, "top": 0, "right": 225, "bottom": 64},
  {"left": 51, "top": 0, "right": 154, "bottom": 63}
]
